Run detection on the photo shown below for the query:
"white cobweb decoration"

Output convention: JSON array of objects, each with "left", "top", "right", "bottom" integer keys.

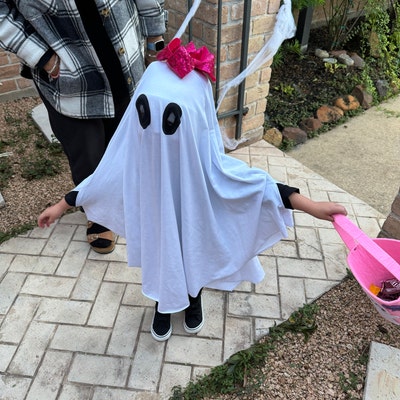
[
  {"left": 174, "top": 0, "right": 297, "bottom": 150},
  {"left": 173, "top": 0, "right": 203, "bottom": 39}
]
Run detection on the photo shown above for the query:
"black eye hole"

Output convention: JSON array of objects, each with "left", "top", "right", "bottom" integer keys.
[
  {"left": 163, "top": 103, "right": 182, "bottom": 135},
  {"left": 135, "top": 94, "right": 151, "bottom": 129}
]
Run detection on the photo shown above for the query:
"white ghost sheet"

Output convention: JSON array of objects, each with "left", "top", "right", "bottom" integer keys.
[{"left": 75, "top": 61, "right": 293, "bottom": 313}]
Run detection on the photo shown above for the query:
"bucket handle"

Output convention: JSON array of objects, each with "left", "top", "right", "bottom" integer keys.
[{"left": 332, "top": 214, "right": 400, "bottom": 280}]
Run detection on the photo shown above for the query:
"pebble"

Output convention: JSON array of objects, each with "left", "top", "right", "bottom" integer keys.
[
  {"left": 338, "top": 53, "right": 355, "bottom": 66},
  {"left": 350, "top": 52, "right": 366, "bottom": 68},
  {"left": 315, "top": 48, "right": 329, "bottom": 58},
  {"left": 322, "top": 57, "right": 337, "bottom": 64}
]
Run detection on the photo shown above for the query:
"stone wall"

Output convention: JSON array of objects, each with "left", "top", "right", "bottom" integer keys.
[{"left": 379, "top": 188, "right": 400, "bottom": 240}]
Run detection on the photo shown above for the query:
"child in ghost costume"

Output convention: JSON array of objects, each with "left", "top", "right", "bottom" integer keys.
[{"left": 38, "top": 39, "right": 347, "bottom": 341}]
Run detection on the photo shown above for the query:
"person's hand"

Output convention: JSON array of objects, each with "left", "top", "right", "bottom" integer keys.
[
  {"left": 145, "top": 36, "right": 164, "bottom": 66},
  {"left": 145, "top": 50, "right": 158, "bottom": 67},
  {"left": 306, "top": 201, "right": 347, "bottom": 222},
  {"left": 38, "top": 199, "right": 70, "bottom": 228},
  {"left": 44, "top": 53, "right": 60, "bottom": 79},
  {"left": 288, "top": 192, "right": 347, "bottom": 222}
]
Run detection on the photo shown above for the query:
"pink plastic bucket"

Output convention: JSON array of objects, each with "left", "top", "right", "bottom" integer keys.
[{"left": 333, "top": 214, "right": 400, "bottom": 325}]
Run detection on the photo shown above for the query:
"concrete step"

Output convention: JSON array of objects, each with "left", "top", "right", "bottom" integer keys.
[
  {"left": 363, "top": 341, "right": 400, "bottom": 399},
  {"left": 31, "top": 103, "right": 57, "bottom": 143}
]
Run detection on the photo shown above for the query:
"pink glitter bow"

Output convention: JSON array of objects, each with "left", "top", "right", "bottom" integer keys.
[{"left": 156, "top": 38, "right": 216, "bottom": 82}]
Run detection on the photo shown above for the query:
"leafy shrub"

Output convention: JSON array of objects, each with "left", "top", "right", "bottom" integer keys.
[
  {"left": 1, "top": 107, "right": 65, "bottom": 186},
  {"left": 0, "top": 157, "right": 13, "bottom": 188},
  {"left": 292, "top": 0, "right": 325, "bottom": 10},
  {"left": 20, "top": 156, "right": 61, "bottom": 181}
]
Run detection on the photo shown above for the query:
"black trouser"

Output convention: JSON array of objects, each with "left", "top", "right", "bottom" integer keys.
[{"left": 38, "top": 91, "right": 130, "bottom": 186}]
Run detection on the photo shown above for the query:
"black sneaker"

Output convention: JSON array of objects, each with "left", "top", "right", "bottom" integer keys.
[
  {"left": 151, "top": 303, "right": 172, "bottom": 341},
  {"left": 184, "top": 290, "right": 204, "bottom": 334}
]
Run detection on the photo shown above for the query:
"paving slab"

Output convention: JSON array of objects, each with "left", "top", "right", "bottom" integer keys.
[
  {"left": 31, "top": 102, "right": 58, "bottom": 143},
  {"left": 364, "top": 341, "right": 400, "bottom": 400}
]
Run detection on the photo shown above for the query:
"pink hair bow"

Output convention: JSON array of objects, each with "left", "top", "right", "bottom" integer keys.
[{"left": 157, "top": 38, "right": 216, "bottom": 82}]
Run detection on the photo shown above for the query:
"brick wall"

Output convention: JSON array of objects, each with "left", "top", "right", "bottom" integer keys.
[
  {"left": 379, "top": 188, "right": 400, "bottom": 240},
  {"left": 0, "top": 49, "right": 34, "bottom": 98},
  {"left": 165, "top": 0, "right": 281, "bottom": 144}
]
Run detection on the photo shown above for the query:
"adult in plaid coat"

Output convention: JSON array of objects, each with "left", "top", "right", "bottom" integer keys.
[{"left": 0, "top": 0, "right": 167, "bottom": 253}]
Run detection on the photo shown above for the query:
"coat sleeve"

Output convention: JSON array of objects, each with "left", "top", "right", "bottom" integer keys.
[
  {"left": 65, "top": 191, "right": 78, "bottom": 207},
  {"left": 276, "top": 183, "right": 300, "bottom": 209},
  {"left": 0, "top": 1, "right": 49, "bottom": 68},
  {"left": 134, "top": 0, "right": 167, "bottom": 37}
]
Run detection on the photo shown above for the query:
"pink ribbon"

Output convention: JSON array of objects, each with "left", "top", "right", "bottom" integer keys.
[{"left": 157, "top": 38, "right": 216, "bottom": 82}]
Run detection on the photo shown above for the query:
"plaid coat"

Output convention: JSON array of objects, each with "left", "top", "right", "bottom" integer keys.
[{"left": 0, "top": 0, "right": 166, "bottom": 118}]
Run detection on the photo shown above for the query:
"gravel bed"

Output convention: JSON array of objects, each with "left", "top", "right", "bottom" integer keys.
[{"left": 0, "top": 96, "right": 73, "bottom": 233}]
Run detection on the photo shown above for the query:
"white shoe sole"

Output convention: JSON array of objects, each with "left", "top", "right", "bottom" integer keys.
[
  {"left": 151, "top": 325, "right": 172, "bottom": 341},
  {"left": 184, "top": 319, "right": 204, "bottom": 334},
  {"left": 151, "top": 308, "right": 172, "bottom": 341}
]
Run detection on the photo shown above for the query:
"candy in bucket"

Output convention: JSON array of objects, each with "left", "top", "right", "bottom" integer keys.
[{"left": 332, "top": 214, "right": 400, "bottom": 325}]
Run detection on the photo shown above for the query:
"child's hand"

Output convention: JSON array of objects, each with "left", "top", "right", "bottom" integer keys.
[
  {"left": 288, "top": 192, "right": 347, "bottom": 222},
  {"left": 38, "top": 204, "right": 62, "bottom": 228},
  {"left": 307, "top": 201, "right": 347, "bottom": 222},
  {"left": 38, "top": 199, "right": 70, "bottom": 228}
]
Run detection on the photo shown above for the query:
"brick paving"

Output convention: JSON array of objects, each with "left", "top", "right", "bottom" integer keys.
[{"left": 0, "top": 140, "right": 384, "bottom": 399}]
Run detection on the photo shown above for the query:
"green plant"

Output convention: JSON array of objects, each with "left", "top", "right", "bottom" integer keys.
[
  {"left": 391, "top": 1, "right": 400, "bottom": 49},
  {"left": 0, "top": 139, "right": 8, "bottom": 153},
  {"left": 283, "top": 39, "right": 305, "bottom": 58},
  {"left": 269, "top": 303, "right": 319, "bottom": 342},
  {"left": 323, "top": 0, "right": 366, "bottom": 49},
  {"left": 271, "top": 46, "right": 285, "bottom": 68},
  {"left": 15, "top": 125, "right": 31, "bottom": 140},
  {"left": 274, "top": 82, "right": 296, "bottom": 96},
  {"left": 279, "top": 137, "right": 297, "bottom": 151},
  {"left": 0, "top": 156, "right": 13, "bottom": 188},
  {"left": 272, "top": 39, "right": 305, "bottom": 69},
  {"left": 323, "top": 61, "right": 347, "bottom": 73},
  {"left": 359, "top": 0, "right": 400, "bottom": 95},
  {"left": 292, "top": 0, "right": 325, "bottom": 10},
  {"left": 1, "top": 107, "right": 65, "bottom": 188},
  {"left": 4, "top": 114, "right": 22, "bottom": 126},
  {"left": 357, "top": 343, "right": 370, "bottom": 366},
  {"left": 20, "top": 155, "right": 61, "bottom": 180},
  {"left": 0, "top": 223, "right": 36, "bottom": 245},
  {"left": 338, "top": 371, "right": 362, "bottom": 399},
  {"left": 47, "top": 140, "right": 64, "bottom": 156},
  {"left": 346, "top": 267, "right": 354, "bottom": 279},
  {"left": 357, "top": 67, "right": 379, "bottom": 102}
]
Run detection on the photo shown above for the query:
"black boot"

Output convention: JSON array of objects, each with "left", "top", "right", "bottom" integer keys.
[
  {"left": 184, "top": 289, "right": 204, "bottom": 334},
  {"left": 151, "top": 302, "right": 172, "bottom": 341}
]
